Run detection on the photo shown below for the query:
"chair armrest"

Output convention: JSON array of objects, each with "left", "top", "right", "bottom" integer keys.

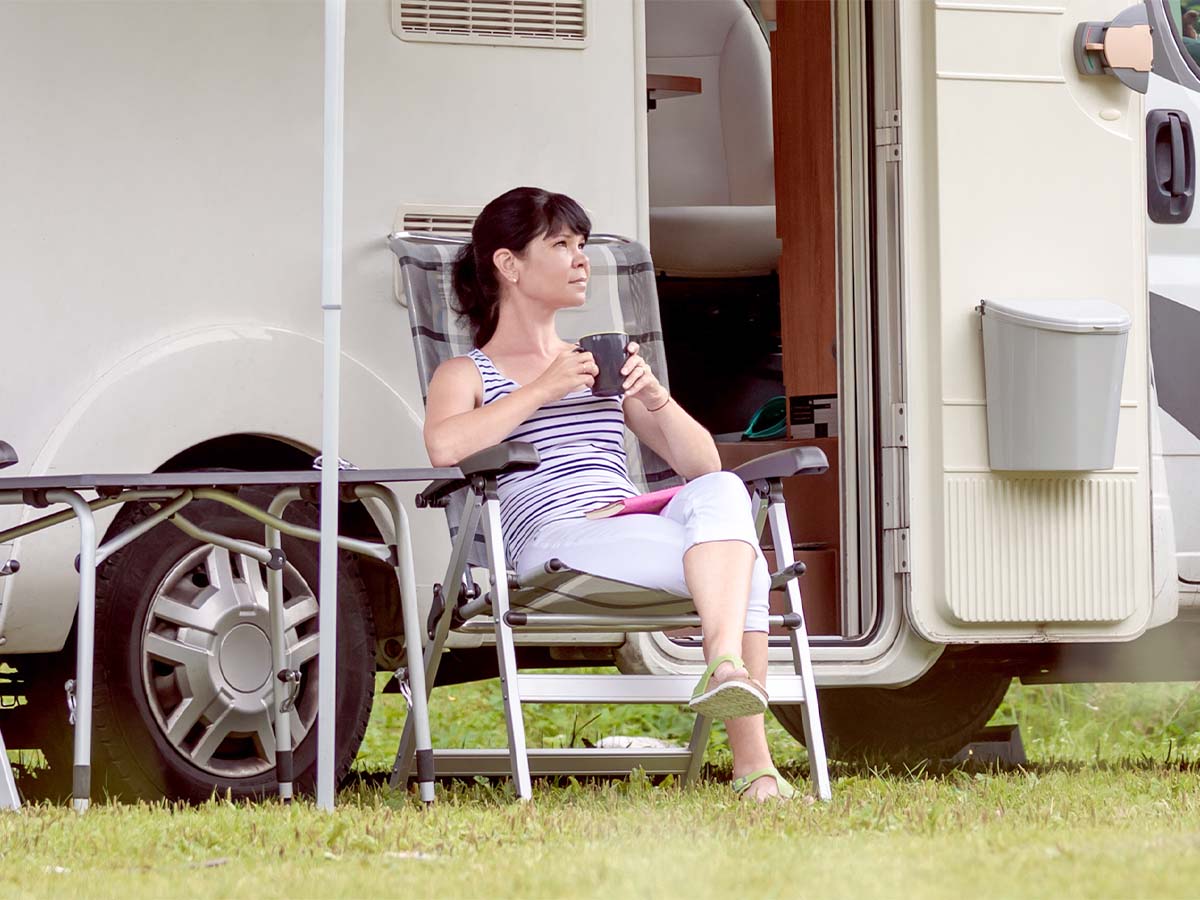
[
  {"left": 729, "top": 446, "right": 828, "bottom": 483},
  {"left": 416, "top": 442, "right": 540, "bottom": 508},
  {"left": 0, "top": 441, "right": 17, "bottom": 471}
]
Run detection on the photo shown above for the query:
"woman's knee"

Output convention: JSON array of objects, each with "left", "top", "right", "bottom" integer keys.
[
  {"left": 673, "top": 471, "right": 758, "bottom": 550},
  {"left": 688, "top": 470, "right": 752, "bottom": 512},
  {"left": 692, "top": 469, "right": 746, "bottom": 494}
]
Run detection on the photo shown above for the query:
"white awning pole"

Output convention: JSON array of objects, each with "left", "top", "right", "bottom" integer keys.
[{"left": 317, "top": 0, "right": 346, "bottom": 812}]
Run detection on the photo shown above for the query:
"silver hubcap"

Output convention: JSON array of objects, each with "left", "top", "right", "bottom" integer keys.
[{"left": 140, "top": 544, "right": 320, "bottom": 779}]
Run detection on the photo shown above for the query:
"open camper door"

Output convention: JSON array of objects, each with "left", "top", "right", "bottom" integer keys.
[{"left": 902, "top": 0, "right": 1155, "bottom": 642}]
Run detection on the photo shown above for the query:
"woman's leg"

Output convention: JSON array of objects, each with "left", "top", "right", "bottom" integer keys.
[
  {"left": 682, "top": 539, "right": 754, "bottom": 667},
  {"left": 665, "top": 472, "right": 765, "bottom": 673},
  {"left": 518, "top": 473, "right": 782, "bottom": 797},
  {"left": 685, "top": 544, "right": 778, "bottom": 797},
  {"left": 665, "top": 474, "right": 781, "bottom": 799},
  {"left": 726, "top": 632, "right": 779, "bottom": 799}
]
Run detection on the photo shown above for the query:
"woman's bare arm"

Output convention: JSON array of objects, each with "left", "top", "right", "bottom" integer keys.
[
  {"left": 618, "top": 343, "right": 720, "bottom": 479},
  {"left": 423, "top": 358, "right": 545, "bottom": 466},
  {"left": 625, "top": 398, "right": 721, "bottom": 480}
]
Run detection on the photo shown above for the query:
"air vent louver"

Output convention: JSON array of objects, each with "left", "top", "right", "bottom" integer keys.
[
  {"left": 394, "top": 0, "right": 586, "bottom": 47},
  {"left": 401, "top": 211, "right": 477, "bottom": 236}
]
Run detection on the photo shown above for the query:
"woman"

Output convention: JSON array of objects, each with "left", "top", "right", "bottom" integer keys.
[{"left": 424, "top": 187, "right": 793, "bottom": 801}]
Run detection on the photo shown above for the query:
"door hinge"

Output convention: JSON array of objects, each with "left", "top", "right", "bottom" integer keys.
[
  {"left": 888, "top": 402, "right": 907, "bottom": 447},
  {"left": 889, "top": 528, "right": 910, "bottom": 574},
  {"left": 875, "top": 109, "right": 902, "bottom": 161},
  {"left": 881, "top": 447, "right": 907, "bottom": 531}
]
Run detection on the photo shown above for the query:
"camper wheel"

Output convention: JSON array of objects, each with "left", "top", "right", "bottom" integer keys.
[
  {"left": 88, "top": 489, "right": 375, "bottom": 802},
  {"left": 772, "top": 653, "right": 1011, "bottom": 765}
]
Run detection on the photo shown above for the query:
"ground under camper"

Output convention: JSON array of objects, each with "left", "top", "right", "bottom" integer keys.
[{"left": 2, "top": 0, "right": 1200, "bottom": 800}]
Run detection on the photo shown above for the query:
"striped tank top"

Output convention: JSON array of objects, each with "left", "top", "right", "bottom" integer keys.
[{"left": 467, "top": 348, "right": 639, "bottom": 565}]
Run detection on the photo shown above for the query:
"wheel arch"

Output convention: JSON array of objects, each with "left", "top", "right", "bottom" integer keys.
[{"left": 0, "top": 323, "right": 434, "bottom": 653}]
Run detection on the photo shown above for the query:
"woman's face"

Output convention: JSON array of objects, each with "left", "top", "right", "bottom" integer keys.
[{"left": 506, "top": 229, "right": 590, "bottom": 310}]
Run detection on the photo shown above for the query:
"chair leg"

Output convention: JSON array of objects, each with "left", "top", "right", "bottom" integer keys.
[
  {"left": 682, "top": 714, "right": 712, "bottom": 787},
  {"left": 265, "top": 511, "right": 294, "bottom": 801},
  {"left": 783, "top": 579, "right": 831, "bottom": 801},
  {"left": 480, "top": 493, "right": 532, "bottom": 800},
  {"left": 389, "top": 626, "right": 446, "bottom": 789},
  {"left": 0, "top": 724, "right": 20, "bottom": 811},
  {"left": 356, "top": 485, "right": 436, "bottom": 804},
  {"left": 389, "top": 495, "right": 484, "bottom": 790},
  {"left": 764, "top": 483, "right": 832, "bottom": 802}
]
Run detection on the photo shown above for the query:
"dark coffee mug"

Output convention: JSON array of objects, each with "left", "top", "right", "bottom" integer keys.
[{"left": 577, "top": 331, "right": 629, "bottom": 397}]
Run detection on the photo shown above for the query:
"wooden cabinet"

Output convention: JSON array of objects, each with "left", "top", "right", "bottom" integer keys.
[{"left": 771, "top": 0, "right": 838, "bottom": 402}]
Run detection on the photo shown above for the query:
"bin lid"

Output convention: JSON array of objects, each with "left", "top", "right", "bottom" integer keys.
[{"left": 980, "top": 298, "right": 1133, "bottom": 334}]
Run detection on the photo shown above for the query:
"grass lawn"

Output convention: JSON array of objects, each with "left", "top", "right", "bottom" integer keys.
[{"left": 6, "top": 677, "right": 1200, "bottom": 898}]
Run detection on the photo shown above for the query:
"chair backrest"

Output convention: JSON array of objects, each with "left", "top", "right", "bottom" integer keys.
[{"left": 389, "top": 233, "right": 681, "bottom": 567}]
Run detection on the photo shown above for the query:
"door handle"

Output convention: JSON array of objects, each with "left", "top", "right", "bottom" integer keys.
[
  {"left": 1147, "top": 109, "right": 1196, "bottom": 224},
  {"left": 1170, "top": 115, "right": 1186, "bottom": 198}
]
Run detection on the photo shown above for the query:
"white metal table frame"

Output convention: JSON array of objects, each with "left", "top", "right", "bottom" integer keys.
[{"left": 0, "top": 467, "right": 454, "bottom": 812}]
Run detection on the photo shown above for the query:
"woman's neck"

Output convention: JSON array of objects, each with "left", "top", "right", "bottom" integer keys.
[{"left": 486, "top": 296, "right": 566, "bottom": 358}]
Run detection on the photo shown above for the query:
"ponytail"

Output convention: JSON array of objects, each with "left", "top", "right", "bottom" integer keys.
[{"left": 452, "top": 241, "right": 501, "bottom": 347}]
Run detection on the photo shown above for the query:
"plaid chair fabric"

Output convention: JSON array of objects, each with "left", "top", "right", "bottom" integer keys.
[{"left": 389, "top": 234, "right": 682, "bottom": 567}]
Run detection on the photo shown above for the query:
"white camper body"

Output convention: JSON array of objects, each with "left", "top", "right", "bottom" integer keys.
[{"left": 2, "top": 0, "right": 1200, "bottom": 795}]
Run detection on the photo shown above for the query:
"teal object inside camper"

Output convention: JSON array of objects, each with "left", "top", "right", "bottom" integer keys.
[{"left": 743, "top": 396, "right": 787, "bottom": 441}]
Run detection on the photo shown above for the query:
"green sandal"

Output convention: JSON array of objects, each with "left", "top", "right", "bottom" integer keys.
[
  {"left": 688, "top": 654, "right": 768, "bottom": 719},
  {"left": 731, "top": 766, "right": 797, "bottom": 800}
]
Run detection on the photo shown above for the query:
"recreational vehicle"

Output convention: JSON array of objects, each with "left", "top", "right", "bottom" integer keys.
[{"left": 2, "top": 0, "right": 1199, "bottom": 801}]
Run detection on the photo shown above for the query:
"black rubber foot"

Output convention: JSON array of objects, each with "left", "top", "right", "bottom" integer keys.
[{"left": 72, "top": 764, "right": 90, "bottom": 803}]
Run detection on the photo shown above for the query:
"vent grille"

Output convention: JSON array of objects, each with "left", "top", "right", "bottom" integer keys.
[
  {"left": 944, "top": 474, "right": 1139, "bottom": 624},
  {"left": 400, "top": 211, "right": 477, "bottom": 236},
  {"left": 394, "top": 0, "right": 586, "bottom": 46}
]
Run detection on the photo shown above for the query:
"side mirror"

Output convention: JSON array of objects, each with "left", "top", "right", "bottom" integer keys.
[{"left": 1074, "top": 4, "right": 1153, "bottom": 94}]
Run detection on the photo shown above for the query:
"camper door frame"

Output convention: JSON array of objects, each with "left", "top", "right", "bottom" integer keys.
[{"left": 626, "top": 0, "right": 943, "bottom": 690}]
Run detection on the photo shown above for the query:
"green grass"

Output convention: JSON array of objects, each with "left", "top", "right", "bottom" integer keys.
[
  {"left": 356, "top": 672, "right": 1200, "bottom": 773},
  {"left": 7, "top": 678, "right": 1200, "bottom": 898}
]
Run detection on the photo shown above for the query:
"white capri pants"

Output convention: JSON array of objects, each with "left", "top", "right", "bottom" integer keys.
[{"left": 515, "top": 471, "right": 771, "bottom": 633}]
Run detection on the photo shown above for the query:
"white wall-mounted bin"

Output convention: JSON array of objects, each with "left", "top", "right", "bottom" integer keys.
[{"left": 981, "top": 298, "right": 1132, "bottom": 471}]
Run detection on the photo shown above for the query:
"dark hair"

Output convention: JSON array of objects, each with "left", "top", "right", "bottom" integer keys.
[{"left": 453, "top": 186, "right": 592, "bottom": 347}]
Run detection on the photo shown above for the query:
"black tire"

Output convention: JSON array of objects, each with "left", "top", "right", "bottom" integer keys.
[
  {"left": 90, "top": 488, "right": 375, "bottom": 802},
  {"left": 773, "top": 654, "right": 1011, "bottom": 765}
]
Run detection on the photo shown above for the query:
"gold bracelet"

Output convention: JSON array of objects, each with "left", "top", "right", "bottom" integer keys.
[{"left": 646, "top": 396, "right": 671, "bottom": 412}]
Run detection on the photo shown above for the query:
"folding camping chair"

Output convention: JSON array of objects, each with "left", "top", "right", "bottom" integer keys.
[{"left": 385, "top": 232, "right": 831, "bottom": 801}]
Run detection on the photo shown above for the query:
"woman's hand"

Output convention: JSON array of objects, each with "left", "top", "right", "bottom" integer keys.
[
  {"left": 621, "top": 342, "right": 670, "bottom": 410},
  {"left": 530, "top": 348, "right": 599, "bottom": 402}
]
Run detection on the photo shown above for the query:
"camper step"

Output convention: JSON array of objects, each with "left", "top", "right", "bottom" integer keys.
[
  {"left": 515, "top": 673, "right": 809, "bottom": 704},
  {"left": 431, "top": 747, "right": 694, "bottom": 778}
]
